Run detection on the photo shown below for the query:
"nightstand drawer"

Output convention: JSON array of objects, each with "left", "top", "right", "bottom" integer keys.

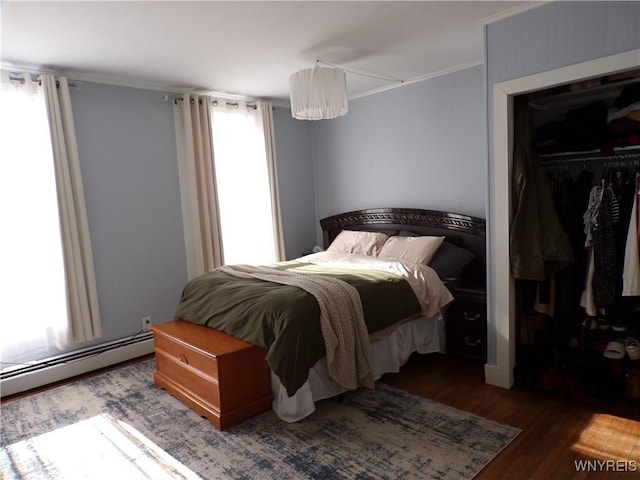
[
  {"left": 447, "top": 326, "right": 486, "bottom": 359},
  {"left": 446, "top": 288, "right": 487, "bottom": 361}
]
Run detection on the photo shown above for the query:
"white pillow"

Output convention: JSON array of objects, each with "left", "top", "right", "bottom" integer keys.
[
  {"left": 378, "top": 235, "right": 445, "bottom": 264},
  {"left": 327, "top": 230, "right": 389, "bottom": 256}
]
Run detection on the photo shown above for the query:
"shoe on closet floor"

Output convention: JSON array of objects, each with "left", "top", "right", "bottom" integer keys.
[
  {"left": 612, "top": 323, "right": 627, "bottom": 333},
  {"left": 603, "top": 341, "right": 627, "bottom": 382},
  {"left": 603, "top": 341, "right": 626, "bottom": 359},
  {"left": 625, "top": 337, "right": 640, "bottom": 361}
]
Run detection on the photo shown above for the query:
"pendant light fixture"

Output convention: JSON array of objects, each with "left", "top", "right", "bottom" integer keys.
[{"left": 289, "top": 65, "right": 348, "bottom": 120}]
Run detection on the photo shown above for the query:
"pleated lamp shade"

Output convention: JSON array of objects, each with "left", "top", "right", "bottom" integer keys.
[{"left": 289, "top": 67, "right": 348, "bottom": 120}]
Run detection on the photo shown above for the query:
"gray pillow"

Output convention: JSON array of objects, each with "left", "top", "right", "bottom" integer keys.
[
  {"left": 428, "top": 241, "right": 476, "bottom": 278},
  {"left": 397, "top": 231, "right": 476, "bottom": 278}
]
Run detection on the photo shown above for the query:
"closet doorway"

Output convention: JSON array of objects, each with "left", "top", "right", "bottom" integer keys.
[{"left": 489, "top": 49, "right": 640, "bottom": 390}]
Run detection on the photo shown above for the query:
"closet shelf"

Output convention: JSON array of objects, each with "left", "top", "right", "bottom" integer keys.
[{"left": 529, "top": 75, "right": 640, "bottom": 111}]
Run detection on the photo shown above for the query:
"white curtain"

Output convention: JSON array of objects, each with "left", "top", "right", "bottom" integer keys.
[
  {"left": 1, "top": 72, "right": 70, "bottom": 362},
  {"left": 41, "top": 75, "right": 102, "bottom": 343},
  {"left": 173, "top": 94, "right": 224, "bottom": 279},
  {"left": 259, "top": 100, "right": 286, "bottom": 261},
  {"left": 173, "top": 96, "right": 285, "bottom": 272},
  {"left": 210, "top": 100, "right": 280, "bottom": 265}
]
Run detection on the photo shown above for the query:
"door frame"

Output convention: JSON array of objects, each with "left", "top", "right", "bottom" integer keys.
[{"left": 487, "top": 49, "right": 640, "bottom": 388}]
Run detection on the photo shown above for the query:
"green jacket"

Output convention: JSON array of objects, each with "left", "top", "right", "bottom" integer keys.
[{"left": 510, "top": 97, "right": 574, "bottom": 281}]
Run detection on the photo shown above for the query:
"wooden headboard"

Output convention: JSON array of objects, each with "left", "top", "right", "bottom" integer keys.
[{"left": 319, "top": 207, "right": 486, "bottom": 287}]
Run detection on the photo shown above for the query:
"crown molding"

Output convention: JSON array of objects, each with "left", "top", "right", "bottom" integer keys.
[{"left": 479, "top": 1, "right": 550, "bottom": 25}]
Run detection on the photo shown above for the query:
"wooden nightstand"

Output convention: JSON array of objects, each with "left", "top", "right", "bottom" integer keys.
[
  {"left": 151, "top": 320, "right": 272, "bottom": 430},
  {"left": 445, "top": 287, "right": 487, "bottom": 362}
]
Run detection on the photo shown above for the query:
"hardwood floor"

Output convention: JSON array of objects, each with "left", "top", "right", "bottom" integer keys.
[{"left": 381, "top": 353, "right": 640, "bottom": 480}]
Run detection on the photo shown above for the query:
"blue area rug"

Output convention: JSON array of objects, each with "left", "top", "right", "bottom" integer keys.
[{"left": 1, "top": 359, "right": 519, "bottom": 479}]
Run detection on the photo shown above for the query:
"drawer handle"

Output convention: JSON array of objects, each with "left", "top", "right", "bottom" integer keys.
[
  {"left": 178, "top": 354, "right": 189, "bottom": 365},
  {"left": 463, "top": 312, "right": 480, "bottom": 321},
  {"left": 465, "top": 337, "right": 481, "bottom": 347}
]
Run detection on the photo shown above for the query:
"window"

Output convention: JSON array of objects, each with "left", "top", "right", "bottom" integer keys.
[
  {"left": 0, "top": 76, "right": 69, "bottom": 365},
  {"left": 211, "top": 103, "right": 277, "bottom": 265}
]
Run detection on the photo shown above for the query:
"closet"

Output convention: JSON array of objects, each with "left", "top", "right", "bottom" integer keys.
[{"left": 512, "top": 68, "right": 640, "bottom": 402}]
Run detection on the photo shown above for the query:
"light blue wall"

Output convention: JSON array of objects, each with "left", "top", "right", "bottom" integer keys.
[
  {"left": 62, "top": 84, "right": 318, "bottom": 355},
  {"left": 485, "top": 1, "right": 640, "bottom": 363},
  {"left": 273, "top": 108, "right": 317, "bottom": 258},
  {"left": 312, "top": 64, "right": 486, "bottom": 221},
  {"left": 487, "top": 1, "right": 639, "bottom": 85},
  {"left": 70, "top": 82, "right": 188, "bottom": 347}
]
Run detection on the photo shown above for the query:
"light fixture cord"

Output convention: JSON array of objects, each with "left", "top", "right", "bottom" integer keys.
[{"left": 316, "top": 59, "right": 404, "bottom": 84}]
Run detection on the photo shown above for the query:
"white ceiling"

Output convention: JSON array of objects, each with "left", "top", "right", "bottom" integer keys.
[{"left": 1, "top": 1, "right": 544, "bottom": 104}]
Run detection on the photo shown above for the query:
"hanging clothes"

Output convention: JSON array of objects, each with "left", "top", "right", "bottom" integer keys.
[
  {"left": 564, "top": 170, "right": 595, "bottom": 308},
  {"left": 579, "top": 183, "right": 603, "bottom": 317},
  {"left": 510, "top": 96, "right": 575, "bottom": 281},
  {"left": 623, "top": 174, "right": 640, "bottom": 296},
  {"left": 583, "top": 183, "right": 603, "bottom": 249},
  {"left": 616, "top": 169, "right": 636, "bottom": 295},
  {"left": 592, "top": 186, "right": 619, "bottom": 307},
  {"left": 534, "top": 277, "right": 556, "bottom": 316},
  {"left": 637, "top": 177, "right": 640, "bottom": 251},
  {"left": 580, "top": 182, "right": 621, "bottom": 314},
  {"left": 580, "top": 248, "right": 597, "bottom": 316}
]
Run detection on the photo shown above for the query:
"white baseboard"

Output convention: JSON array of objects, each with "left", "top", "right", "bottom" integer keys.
[
  {"left": 1, "top": 335, "right": 154, "bottom": 398},
  {"left": 484, "top": 363, "right": 513, "bottom": 389}
]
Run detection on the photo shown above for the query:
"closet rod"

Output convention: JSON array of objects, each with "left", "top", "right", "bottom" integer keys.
[{"left": 540, "top": 151, "right": 640, "bottom": 165}]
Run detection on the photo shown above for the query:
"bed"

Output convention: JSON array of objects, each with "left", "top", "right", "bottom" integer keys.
[{"left": 175, "top": 207, "right": 486, "bottom": 422}]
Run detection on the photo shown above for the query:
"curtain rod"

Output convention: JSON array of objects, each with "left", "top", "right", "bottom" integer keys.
[
  {"left": 3, "top": 65, "right": 261, "bottom": 101},
  {"left": 7, "top": 73, "right": 80, "bottom": 88},
  {"left": 166, "top": 95, "right": 257, "bottom": 109},
  {"left": 212, "top": 99, "right": 256, "bottom": 109},
  {"left": 2, "top": 64, "right": 264, "bottom": 99}
]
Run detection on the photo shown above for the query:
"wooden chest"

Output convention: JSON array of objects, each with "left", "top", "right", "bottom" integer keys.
[{"left": 150, "top": 320, "right": 272, "bottom": 430}]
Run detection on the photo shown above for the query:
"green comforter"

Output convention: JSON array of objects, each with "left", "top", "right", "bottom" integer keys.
[{"left": 175, "top": 260, "right": 421, "bottom": 396}]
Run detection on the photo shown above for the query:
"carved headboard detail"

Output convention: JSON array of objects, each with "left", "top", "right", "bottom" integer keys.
[{"left": 320, "top": 207, "right": 486, "bottom": 287}]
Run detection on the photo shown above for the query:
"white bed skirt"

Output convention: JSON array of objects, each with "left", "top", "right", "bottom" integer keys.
[{"left": 270, "top": 313, "right": 446, "bottom": 422}]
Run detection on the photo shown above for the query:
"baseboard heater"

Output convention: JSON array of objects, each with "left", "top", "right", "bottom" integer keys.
[{"left": 1, "top": 331, "right": 155, "bottom": 398}]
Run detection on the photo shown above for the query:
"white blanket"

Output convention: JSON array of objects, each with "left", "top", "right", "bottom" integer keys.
[{"left": 300, "top": 251, "right": 454, "bottom": 317}]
